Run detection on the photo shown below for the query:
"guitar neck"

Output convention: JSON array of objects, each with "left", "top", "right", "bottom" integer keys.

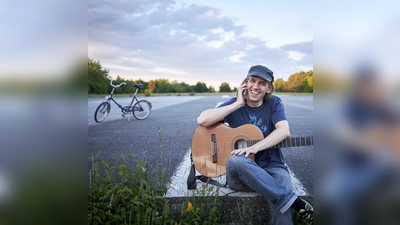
[{"left": 247, "top": 136, "right": 313, "bottom": 149}]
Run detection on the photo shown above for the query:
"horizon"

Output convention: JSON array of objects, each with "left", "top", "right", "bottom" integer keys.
[{"left": 104, "top": 66, "right": 314, "bottom": 89}]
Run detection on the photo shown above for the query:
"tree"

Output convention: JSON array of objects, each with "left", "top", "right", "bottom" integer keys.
[
  {"left": 193, "top": 82, "right": 208, "bottom": 93},
  {"left": 168, "top": 80, "right": 185, "bottom": 93},
  {"left": 303, "top": 70, "right": 313, "bottom": 92},
  {"left": 181, "top": 82, "right": 193, "bottom": 92},
  {"left": 219, "top": 82, "right": 232, "bottom": 92},
  {"left": 286, "top": 71, "right": 306, "bottom": 92},
  {"left": 208, "top": 85, "right": 216, "bottom": 93},
  {"left": 154, "top": 78, "right": 169, "bottom": 93},
  {"left": 88, "top": 58, "right": 110, "bottom": 94},
  {"left": 274, "top": 78, "right": 286, "bottom": 92},
  {"left": 145, "top": 80, "right": 156, "bottom": 94}
]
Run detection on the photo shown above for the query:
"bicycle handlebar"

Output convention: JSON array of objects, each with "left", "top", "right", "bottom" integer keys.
[{"left": 108, "top": 76, "right": 126, "bottom": 88}]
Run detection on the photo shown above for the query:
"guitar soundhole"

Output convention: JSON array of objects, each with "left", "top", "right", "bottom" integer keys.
[{"left": 234, "top": 139, "right": 247, "bottom": 149}]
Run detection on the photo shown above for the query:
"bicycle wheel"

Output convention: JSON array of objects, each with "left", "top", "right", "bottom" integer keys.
[
  {"left": 94, "top": 102, "right": 111, "bottom": 123},
  {"left": 132, "top": 100, "right": 151, "bottom": 120}
]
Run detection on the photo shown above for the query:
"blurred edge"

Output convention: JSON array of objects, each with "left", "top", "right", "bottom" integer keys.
[
  {"left": 314, "top": 1, "right": 400, "bottom": 224},
  {"left": 0, "top": 1, "right": 87, "bottom": 225}
]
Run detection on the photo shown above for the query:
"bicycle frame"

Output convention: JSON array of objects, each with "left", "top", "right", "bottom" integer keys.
[{"left": 106, "top": 86, "right": 142, "bottom": 112}]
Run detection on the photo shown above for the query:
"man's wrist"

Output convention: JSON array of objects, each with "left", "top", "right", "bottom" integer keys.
[{"left": 234, "top": 100, "right": 244, "bottom": 108}]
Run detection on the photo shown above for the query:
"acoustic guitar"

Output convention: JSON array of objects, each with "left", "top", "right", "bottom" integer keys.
[{"left": 191, "top": 122, "right": 313, "bottom": 178}]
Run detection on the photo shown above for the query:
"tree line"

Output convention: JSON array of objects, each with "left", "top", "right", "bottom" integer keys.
[
  {"left": 88, "top": 58, "right": 312, "bottom": 95},
  {"left": 274, "top": 70, "right": 313, "bottom": 92}
]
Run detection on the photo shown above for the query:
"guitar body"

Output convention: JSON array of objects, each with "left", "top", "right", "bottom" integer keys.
[{"left": 191, "top": 122, "right": 263, "bottom": 178}]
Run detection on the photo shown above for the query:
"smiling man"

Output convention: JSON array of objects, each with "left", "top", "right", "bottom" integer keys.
[{"left": 197, "top": 65, "right": 313, "bottom": 225}]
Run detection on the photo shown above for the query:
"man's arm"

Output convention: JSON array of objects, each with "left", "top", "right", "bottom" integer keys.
[
  {"left": 197, "top": 82, "right": 247, "bottom": 127},
  {"left": 232, "top": 120, "right": 290, "bottom": 157},
  {"left": 197, "top": 101, "right": 242, "bottom": 127}
]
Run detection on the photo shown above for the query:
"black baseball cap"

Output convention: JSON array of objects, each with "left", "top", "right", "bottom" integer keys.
[{"left": 247, "top": 65, "right": 274, "bottom": 82}]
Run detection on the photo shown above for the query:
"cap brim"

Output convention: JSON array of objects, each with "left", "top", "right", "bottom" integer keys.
[{"left": 247, "top": 71, "right": 272, "bottom": 82}]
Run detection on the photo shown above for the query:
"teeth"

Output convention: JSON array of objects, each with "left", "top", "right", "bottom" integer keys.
[{"left": 251, "top": 90, "right": 259, "bottom": 94}]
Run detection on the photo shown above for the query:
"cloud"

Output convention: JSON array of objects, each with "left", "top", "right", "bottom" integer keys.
[
  {"left": 88, "top": 0, "right": 313, "bottom": 86},
  {"left": 280, "top": 41, "right": 313, "bottom": 55}
]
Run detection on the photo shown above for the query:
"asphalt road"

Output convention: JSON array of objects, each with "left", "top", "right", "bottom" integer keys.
[{"left": 88, "top": 95, "right": 313, "bottom": 197}]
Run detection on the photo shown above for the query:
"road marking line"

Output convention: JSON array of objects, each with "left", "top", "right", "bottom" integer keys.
[{"left": 284, "top": 102, "right": 313, "bottom": 110}]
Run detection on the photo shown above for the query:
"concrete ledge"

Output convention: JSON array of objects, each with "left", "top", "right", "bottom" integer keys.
[
  {"left": 166, "top": 194, "right": 313, "bottom": 224},
  {"left": 167, "top": 196, "right": 271, "bottom": 224}
]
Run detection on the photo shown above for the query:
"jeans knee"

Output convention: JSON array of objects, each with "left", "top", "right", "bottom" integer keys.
[
  {"left": 227, "top": 155, "right": 247, "bottom": 170},
  {"left": 227, "top": 154, "right": 242, "bottom": 166}
]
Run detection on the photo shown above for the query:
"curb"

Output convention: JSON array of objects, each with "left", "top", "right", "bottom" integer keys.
[{"left": 166, "top": 195, "right": 313, "bottom": 224}]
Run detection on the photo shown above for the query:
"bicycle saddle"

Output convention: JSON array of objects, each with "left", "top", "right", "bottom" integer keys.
[{"left": 134, "top": 84, "right": 144, "bottom": 89}]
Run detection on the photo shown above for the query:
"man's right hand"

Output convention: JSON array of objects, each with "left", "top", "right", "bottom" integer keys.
[{"left": 236, "top": 82, "right": 248, "bottom": 107}]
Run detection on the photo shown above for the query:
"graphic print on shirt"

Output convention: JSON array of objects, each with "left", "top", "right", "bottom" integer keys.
[{"left": 249, "top": 115, "right": 267, "bottom": 133}]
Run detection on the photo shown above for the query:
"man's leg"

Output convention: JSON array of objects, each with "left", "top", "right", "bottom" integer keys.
[
  {"left": 264, "top": 166, "right": 295, "bottom": 225},
  {"left": 226, "top": 155, "right": 297, "bottom": 216}
]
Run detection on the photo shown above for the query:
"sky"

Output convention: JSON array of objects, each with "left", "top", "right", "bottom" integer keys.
[
  {"left": 88, "top": 0, "right": 313, "bottom": 89},
  {"left": 313, "top": 1, "right": 400, "bottom": 83}
]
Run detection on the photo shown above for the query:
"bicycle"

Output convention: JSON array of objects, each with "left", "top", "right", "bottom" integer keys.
[{"left": 94, "top": 76, "right": 152, "bottom": 123}]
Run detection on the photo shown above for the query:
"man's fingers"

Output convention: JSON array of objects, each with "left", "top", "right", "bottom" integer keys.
[{"left": 231, "top": 149, "right": 250, "bottom": 156}]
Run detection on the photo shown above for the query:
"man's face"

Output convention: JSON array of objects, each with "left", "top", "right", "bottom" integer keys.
[{"left": 246, "top": 76, "right": 272, "bottom": 103}]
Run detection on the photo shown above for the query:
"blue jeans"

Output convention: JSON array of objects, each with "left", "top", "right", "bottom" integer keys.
[{"left": 226, "top": 154, "right": 296, "bottom": 225}]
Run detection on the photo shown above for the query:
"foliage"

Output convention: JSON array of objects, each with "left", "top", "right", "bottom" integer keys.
[
  {"left": 219, "top": 82, "right": 232, "bottom": 92},
  {"left": 88, "top": 58, "right": 313, "bottom": 94},
  {"left": 193, "top": 82, "right": 208, "bottom": 93},
  {"left": 145, "top": 79, "right": 195, "bottom": 94},
  {"left": 275, "top": 70, "right": 313, "bottom": 93},
  {"left": 88, "top": 58, "right": 110, "bottom": 94},
  {"left": 88, "top": 153, "right": 308, "bottom": 225},
  {"left": 274, "top": 78, "right": 286, "bottom": 92},
  {"left": 88, "top": 151, "right": 223, "bottom": 225},
  {"left": 88, "top": 154, "right": 172, "bottom": 225},
  {"left": 178, "top": 185, "right": 221, "bottom": 225}
]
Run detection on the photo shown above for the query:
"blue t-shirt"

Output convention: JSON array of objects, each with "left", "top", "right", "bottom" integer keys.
[{"left": 218, "top": 95, "right": 288, "bottom": 169}]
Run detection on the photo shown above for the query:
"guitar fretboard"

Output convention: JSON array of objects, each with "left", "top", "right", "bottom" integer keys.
[{"left": 246, "top": 136, "right": 313, "bottom": 149}]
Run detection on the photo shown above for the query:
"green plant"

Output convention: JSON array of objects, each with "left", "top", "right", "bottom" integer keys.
[
  {"left": 88, "top": 153, "right": 173, "bottom": 225},
  {"left": 178, "top": 184, "right": 221, "bottom": 225}
]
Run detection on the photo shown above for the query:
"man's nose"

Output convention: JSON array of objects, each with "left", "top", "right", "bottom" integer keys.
[{"left": 253, "top": 82, "right": 259, "bottom": 88}]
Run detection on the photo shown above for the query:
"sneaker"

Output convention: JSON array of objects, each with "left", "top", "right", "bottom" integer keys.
[{"left": 298, "top": 199, "right": 313, "bottom": 225}]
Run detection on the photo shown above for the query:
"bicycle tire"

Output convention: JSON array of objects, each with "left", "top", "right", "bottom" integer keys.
[
  {"left": 94, "top": 102, "right": 111, "bottom": 123},
  {"left": 132, "top": 100, "right": 151, "bottom": 120}
]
